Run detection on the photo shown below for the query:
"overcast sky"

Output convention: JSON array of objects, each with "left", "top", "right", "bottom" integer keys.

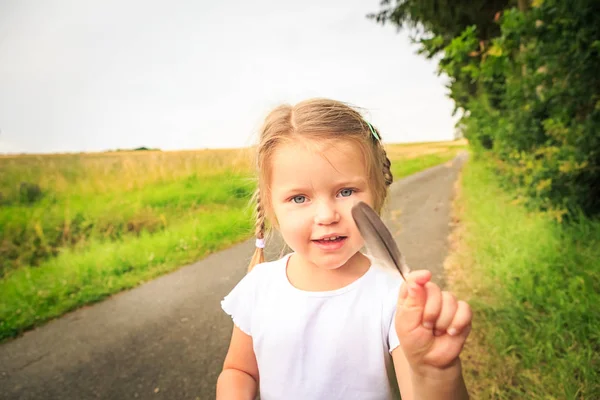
[{"left": 0, "top": 0, "right": 459, "bottom": 154}]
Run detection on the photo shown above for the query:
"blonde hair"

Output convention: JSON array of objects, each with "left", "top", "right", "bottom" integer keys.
[{"left": 247, "top": 98, "right": 394, "bottom": 271}]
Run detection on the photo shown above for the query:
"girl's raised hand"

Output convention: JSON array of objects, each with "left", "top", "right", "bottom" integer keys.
[{"left": 395, "top": 270, "right": 472, "bottom": 375}]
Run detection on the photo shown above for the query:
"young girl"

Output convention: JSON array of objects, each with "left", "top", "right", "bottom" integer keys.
[{"left": 216, "top": 98, "right": 472, "bottom": 400}]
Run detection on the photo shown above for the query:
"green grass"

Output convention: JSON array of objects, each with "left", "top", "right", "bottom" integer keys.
[
  {"left": 0, "top": 205, "right": 252, "bottom": 340},
  {"left": 451, "top": 155, "right": 600, "bottom": 399},
  {"left": 0, "top": 145, "right": 463, "bottom": 341},
  {"left": 391, "top": 151, "right": 460, "bottom": 179},
  {"left": 0, "top": 172, "right": 255, "bottom": 275}
]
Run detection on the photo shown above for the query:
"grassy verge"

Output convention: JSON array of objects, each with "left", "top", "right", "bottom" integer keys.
[
  {"left": 445, "top": 155, "right": 600, "bottom": 399},
  {"left": 0, "top": 143, "right": 464, "bottom": 341},
  {"left": 391, "top": 150, "right": 461, "bottom": 179},
  {"left": 0, "top": 205, "right": 252, "bottom": 340}
]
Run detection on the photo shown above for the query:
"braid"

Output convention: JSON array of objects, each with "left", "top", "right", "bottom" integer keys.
[
  {"left": 247, "top": 188, "right": 266, "bottom": 272},
  {"left": 368, "top": 122, "right": 394, "bottom": 187},
  {"left": 254, "top": 189, "right": 266, "bottom": 239},
  {"left": 381, "top": 147, "right": 393, "bottom": 187}
]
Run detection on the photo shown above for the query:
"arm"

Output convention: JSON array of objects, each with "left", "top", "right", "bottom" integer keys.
[
  {"left": 391, "top": 345, "right": 414, "bottom": 400},
  {"left": 216, "top": 326, "right": 259, "bottom": 400}
]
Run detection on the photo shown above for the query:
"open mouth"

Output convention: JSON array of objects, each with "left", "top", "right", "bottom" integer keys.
[
  {"left": 312, "top": 236, "right": 348, "bottom": 250},
  {"left": 313, "top": 236, "right": 347, "bottom": 244}
]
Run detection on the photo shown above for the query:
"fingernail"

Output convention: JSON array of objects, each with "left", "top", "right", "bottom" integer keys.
[
  {"left": 448, "top": 328, "right": 458, "bottom": 336},
  {"left": 423, "top": 322, "right": 433, "bottom": 329}
]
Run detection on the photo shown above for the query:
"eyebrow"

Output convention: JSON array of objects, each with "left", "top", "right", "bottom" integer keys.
[{"left": 278, "top": 178, "right": 368, "bottom": 194}]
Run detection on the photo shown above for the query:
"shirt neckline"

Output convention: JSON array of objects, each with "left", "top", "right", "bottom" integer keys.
[{"left": 280, "top": 252, "right": 376, "bottom": 297}]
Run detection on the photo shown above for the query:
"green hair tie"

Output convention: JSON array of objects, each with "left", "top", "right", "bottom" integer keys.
[{"left": 365, "top": 121, "right": 381, "bottom": 142}]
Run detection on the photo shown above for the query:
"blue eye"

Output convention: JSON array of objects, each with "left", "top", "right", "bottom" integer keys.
[
  {"left": 292, "top": 195, "right": 306, "bottom": 204},
  {"left": 339, "top": 189, "right": 354, "bottom": 197}
]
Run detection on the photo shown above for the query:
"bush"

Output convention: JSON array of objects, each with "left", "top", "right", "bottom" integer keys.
[
  {"left": 19, "top": 182, "right": 43, "bottom": 204},
  {"left": 386, "top": 0, "right": 600, "bottom": 218},
  {"left": 457, "top": 2, "right": 600, "bottom": 218}
]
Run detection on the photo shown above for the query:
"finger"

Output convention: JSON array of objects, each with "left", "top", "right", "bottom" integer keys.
[
  {"left": 422, "top": 282, "right": 442, "bottom": 330},
  {"left": 397, "top": 281, "right": 428, "bottom": 332},
  {"left": 433, "top": 291, "right": 458, "bottom": 335},
  {"left": 398, "top": 279, "right": 408, "bottom": 303},
  {"left": 397, "top": 270, "right": 431, "bottom": 307},
  {"left": 408, "top": 270, "right": 432, "bottom": 286},
  {"left": 447, "top": 300, "right": 473, "bottom": 337}
]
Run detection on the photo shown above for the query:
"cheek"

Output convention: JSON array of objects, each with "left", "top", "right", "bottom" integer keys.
[
  {"left": 273, "top": 205, "right": 307, "bottom": 231},
  {"left": 363, "top": 189, "right": 376, "bottom": 208},
  {"left": 280, "top": 211, "right": 307, "bottom": 230},
  {"left": 277, "top": 214, "right": 310, "bottom": 249}
]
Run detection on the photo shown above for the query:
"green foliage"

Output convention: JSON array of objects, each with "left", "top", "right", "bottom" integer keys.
[
  {"left": 375, "top": 0, "right": 600, "bottom": 217},
  {"left": 18, "top": 182, "right": 43, "bottom": 204},
  {"left": 0, "top": 173, "right": 254, "bottom": 276},
  {"left": 0, "top": 206, "right": 253, "bottom": 341},
  {"left": 370, "top": 0, "right": 507, "bottom": 56},
  {"left": 474, "top": 2, "right": 600, "bottom": 217},
  {"left": 370, "top": 0, "right": 509, "bottom": 111}
]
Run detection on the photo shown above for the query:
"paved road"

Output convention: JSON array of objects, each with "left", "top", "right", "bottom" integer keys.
[{"left": 0, "top": 152, "right": 466, "bottom": 400}]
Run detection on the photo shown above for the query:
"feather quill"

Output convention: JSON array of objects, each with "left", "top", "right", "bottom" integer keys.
[{"left": 351, "top": 201, "right": 410, "bottom": 280}]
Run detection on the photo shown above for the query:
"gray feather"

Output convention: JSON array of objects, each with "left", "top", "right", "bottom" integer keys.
[{"left": 351, "top": 201, "right": 409, "bottom": 280}]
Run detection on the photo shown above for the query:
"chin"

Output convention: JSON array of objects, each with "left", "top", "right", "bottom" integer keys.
[
  {"left": 311, "top": 253, "right": 354, "bottom": 270},
  {"left": 317, "top": 261, "right": 346, "bottom": 270}
]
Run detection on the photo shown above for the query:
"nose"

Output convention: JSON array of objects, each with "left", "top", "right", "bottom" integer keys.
[{"left": 314, "top": 199, "right": 340, "bottom": 225}]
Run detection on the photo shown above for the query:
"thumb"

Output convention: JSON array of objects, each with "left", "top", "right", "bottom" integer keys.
[{"left": 397, "top": 280, "right": 427, "bottom": 333}]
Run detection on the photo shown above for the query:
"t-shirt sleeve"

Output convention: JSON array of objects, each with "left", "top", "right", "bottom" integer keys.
[
  {"left": 385, "top": 280, "right": 404, "bottom": 353},
  {"left": 221, "top": 269, "right": 259, "bottom": 336},
  {"left": 388, "top": 313, "right": 400, "bottom": 353}
]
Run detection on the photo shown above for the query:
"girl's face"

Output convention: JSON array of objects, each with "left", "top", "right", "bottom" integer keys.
[{"left": 269, "top": 139, "right": 375, "bottom": 271}]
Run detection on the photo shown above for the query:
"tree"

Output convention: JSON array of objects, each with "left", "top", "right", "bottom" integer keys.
[
  {"left": 369, "top": 0, "right": 510, "bottom": 58},
  {"left": 371, "top": 0, "right": 600, "bottom": 217}
]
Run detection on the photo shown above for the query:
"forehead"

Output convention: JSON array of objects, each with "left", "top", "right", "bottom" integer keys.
[{"left": 269, "top": 139, "right": 368, "bottom": 191}]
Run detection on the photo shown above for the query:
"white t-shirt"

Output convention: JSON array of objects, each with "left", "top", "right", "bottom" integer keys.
[{"left": 221, "top": 252, "right": 405, "bottom": 400}]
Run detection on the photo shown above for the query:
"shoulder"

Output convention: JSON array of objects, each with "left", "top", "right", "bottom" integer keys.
[
  {"left": 247, "top": 252, "right": 289, "bottom": 278},
  {"left": 238, "top": 252, "right": 290, "bottom": 291},
  {"left": 221, "top": 253, "right": 291, "bottom": 335}
]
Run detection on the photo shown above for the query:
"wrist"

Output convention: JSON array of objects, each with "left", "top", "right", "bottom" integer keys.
[
  {"left": 410, "top": 358, "right": 469, "bottom": 400},
  {"left": 411, "top": 357, "right": 463, "bottom": 383}
]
